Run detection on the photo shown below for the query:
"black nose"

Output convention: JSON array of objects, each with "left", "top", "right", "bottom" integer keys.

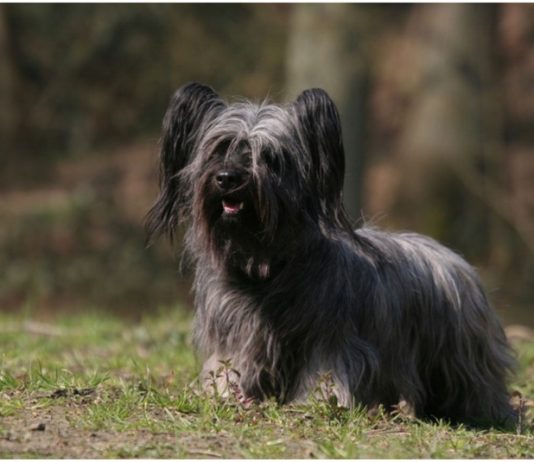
[{"left": 215, "top": 170, "right": 242, "bottom": 191}]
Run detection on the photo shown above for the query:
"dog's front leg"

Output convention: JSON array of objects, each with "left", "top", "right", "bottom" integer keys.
[{"left": 200, "top": 354, "right": 243, "bottom": 399}]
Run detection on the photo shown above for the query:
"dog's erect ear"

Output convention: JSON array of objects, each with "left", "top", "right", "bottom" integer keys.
[
  {"left": 292, "top": 88, "right": 348, "bottom": 226},
  {"left": 146, "top": 82, "right": 225, "bottom": 242}
]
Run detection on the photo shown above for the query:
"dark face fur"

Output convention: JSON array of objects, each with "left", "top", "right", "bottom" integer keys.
[
  {"left": 146, "top": 83, "right": 353, "bottom": 279},
  {"left": 189, "top": 104, "right": 313, "bottom": 277}
]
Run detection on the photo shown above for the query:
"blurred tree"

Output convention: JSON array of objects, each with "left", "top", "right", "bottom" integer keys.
[
  {"left": 497, "top": 4, "right": 534, "bottom": 304},
  {"left": 395, "top": 4, "right": 500, "bottom": 260},
  {"left": 285, "top": 4, "right": 372, "bottom": 222},
  {"left": 0, "top": 5, "right": 14, "bottom": 162}
]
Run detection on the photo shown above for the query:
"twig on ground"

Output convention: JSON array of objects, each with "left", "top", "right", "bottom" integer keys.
[{"left": 187, "top": 449, "right": 223, "bottom": 458}]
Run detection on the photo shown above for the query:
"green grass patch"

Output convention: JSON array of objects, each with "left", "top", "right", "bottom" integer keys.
[{"left": 0, "top": 307, "right": 533, "bottom": 458}]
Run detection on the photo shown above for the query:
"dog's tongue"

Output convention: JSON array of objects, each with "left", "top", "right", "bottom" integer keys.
[{"left": 223, "top": 200, "right": 244, "bottom": 215}]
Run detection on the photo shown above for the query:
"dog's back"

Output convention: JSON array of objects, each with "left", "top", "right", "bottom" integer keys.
[{"left": 350, "top": 228, "right": 515, "bottom": 425}]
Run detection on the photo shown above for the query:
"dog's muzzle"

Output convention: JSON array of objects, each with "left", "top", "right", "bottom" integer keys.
[{"left": 215, "top": 169, "right": 247, "bottom": 216}]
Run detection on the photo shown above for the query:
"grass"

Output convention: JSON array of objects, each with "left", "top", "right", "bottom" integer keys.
[{"left": 0, "top": 307, "right": 533, "bottom": 458}]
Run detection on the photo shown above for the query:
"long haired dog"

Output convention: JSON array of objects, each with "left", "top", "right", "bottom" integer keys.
[{"left": 146, "top": 82, "right": 516, "bottom": 427}]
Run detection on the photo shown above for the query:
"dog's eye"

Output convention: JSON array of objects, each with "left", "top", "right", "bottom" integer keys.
[
  {"left": 215, "top": 140, "right": 231, "bottom": 157},
  {"left": 262, "top": 151, "right": 282, "bottom": 174}
]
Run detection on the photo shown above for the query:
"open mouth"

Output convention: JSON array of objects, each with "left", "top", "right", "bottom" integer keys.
[{"left": 222, "top": 199, "right": 244, "bottom": 215}]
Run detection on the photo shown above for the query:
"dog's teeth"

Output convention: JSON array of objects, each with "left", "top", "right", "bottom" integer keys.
[{"left": 223, "top": 201, "right": 244, "bottom": 214}]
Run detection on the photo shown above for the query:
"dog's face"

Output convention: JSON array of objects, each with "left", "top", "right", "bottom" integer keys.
[
  {"left": 146, "top": 83, "right": 352, "bottom": 276},
  {"left": 190, "top": 104, "right": 307, "bottom": 253}
]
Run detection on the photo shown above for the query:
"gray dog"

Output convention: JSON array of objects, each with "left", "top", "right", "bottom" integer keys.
[{"left": 146, "top": 82, "right": 516, "bottom": 427}]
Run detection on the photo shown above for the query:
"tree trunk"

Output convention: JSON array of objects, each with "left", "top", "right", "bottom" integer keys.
[
  {"left": 285, "top": 4, "right": 370, "bottom": 222},
  {"left": 396, "top": 4, "right": 499, "bottom": 260},
  {"left": 0, "top": 4, "right": 14, "bottom": 154}
]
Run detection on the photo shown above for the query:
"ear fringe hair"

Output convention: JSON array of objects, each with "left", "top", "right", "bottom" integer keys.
[
  {"left": 292, "top": 89, "right": 354, "bottom": 234},
  {"left": 145, "top": 83, "right": 225, "bottom": 243}
]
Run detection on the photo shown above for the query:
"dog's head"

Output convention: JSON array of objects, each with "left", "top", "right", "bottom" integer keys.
[{"left": 146, "top": 83, "right": 352, "bottom": 277}]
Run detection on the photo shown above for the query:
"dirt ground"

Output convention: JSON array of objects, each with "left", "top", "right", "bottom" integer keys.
[
  {"left": 0, "top": 387, "right": 307, "bottom": 458},
  {"left": 1, "top": 401, "right": 231, "bottom": 458}
]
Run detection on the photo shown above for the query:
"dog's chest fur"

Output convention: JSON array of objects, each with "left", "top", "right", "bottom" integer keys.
[{"left": 192, "top": 237, "right": 361, "bottom": 402}]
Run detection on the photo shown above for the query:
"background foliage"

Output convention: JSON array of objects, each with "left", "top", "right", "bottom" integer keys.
[{"left": 0, "top": 4, "right": 533, "bottom": 326}]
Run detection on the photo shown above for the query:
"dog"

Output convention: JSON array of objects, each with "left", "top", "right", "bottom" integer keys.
[{"left": 146, "top": 82, "right": 516, "bottom": 427}]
